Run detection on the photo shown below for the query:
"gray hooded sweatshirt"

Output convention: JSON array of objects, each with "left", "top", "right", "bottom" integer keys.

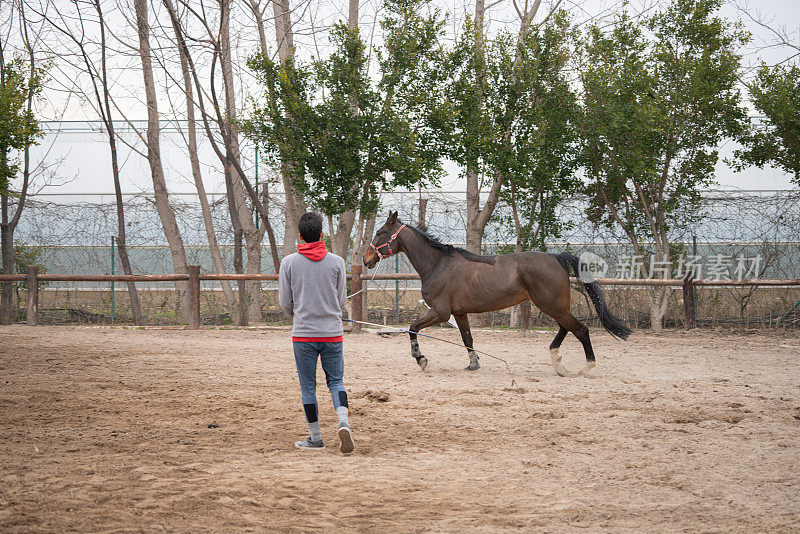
[{"left": 278, "top": 248, "right": 346, "bottom": 338}]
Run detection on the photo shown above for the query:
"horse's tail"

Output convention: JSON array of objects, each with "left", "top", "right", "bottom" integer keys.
[{"left": 550, "top": 253, "right": 632, "bottom": 341}]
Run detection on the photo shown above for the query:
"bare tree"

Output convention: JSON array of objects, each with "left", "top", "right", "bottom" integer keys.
[
  {"left": 733, "top": 0, "right": 800, "bottom": 69},
  {"left": 37, "top": 0, "right": 146, "bottom": 323},
  {"left": 162, "top": 0, "right": 280, "bottom": 322},
  {"left": 246, "top": 0, "right": 307, "bottom": 257},
  {"left": 167, "top": 0, "right": 238, "bottom": 322},
  {"left": 218, "top": 0, "right": 267, "bottom": 322},
  {"left": 134, "top": 0, "right": 191, "bottom": 320}
]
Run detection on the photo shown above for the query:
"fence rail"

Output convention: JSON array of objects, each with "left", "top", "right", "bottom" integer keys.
[{"left": 2, "top": 265, "right": 799, "bottom": 330}]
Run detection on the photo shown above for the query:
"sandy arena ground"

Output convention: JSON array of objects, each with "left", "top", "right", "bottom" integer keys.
[{"left": 1, "top": 325, "right": 799, "bottom": 532}]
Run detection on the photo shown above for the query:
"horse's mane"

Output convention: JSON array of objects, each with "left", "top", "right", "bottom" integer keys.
[{"left": 409, "top": 225, "right": 496, "bottom": 265}]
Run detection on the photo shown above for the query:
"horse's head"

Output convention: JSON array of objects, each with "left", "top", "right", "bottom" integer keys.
[{"left": 363, "top": 211, "right": 405, "bottom": 268}]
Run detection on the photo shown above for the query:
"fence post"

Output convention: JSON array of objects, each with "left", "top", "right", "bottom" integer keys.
[
  {"left": 26, "top": 265, "right": 39, "bottom": 326},
  {"left": 682, "top": 272, "right": 695, "bottom": 330},
  {"left": 351, "top": 264, "right": 362, "bottom": 333},
  {"left": 520, "top": 301, "right": 531, "bottom": 330},
  {"left": 238, "top": 279, "right": 248, "bottom": 327},
  {"left": 188, "top": 265, "right": 201, "bottom": 330}
]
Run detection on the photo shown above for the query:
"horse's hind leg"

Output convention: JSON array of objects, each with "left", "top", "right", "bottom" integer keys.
[
  {"left": 553, "top": 312, "right": 596, "bottom": 378},
  {"left": 526, "top": 272, "right": 596, "bottom": 377},
  {"left": 548, "top": 326, "right": 570, "bottom": 376},
  {"left": 409, "top": 309, "right": 448, "bottom": 371},
  {"left": 453, "top": 314, "right": 479, "bottom": 371}
]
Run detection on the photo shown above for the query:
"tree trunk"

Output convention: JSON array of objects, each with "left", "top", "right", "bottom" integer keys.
[
  {"left": 282, "top": 180, "right": 306, "bottom": 257},
  {"left": 224, "top": 165, "right": 247, "bottom": 326},
  {"left": 327, "top": 0, "right": 361, "bottom": 261},
  {"left": 220, "top": 0, "right": 266, "bottom": 321},
  {"left": 272, "top": 0, "right": 294, "bottom": 63},
  {"left": 246, "top": 0, "right": 304, "bottom": 258},
  {"left": 475, "top": 0, "right": 485, "bottom": 35},
  {"left": 465, "top": 167, "right": 500, "bottom": 253},
  {"left": 348, "top": 207, "right": 377, "bottom": 320},
  {"left": 332, "top": 209, "right": 358, "bottom": 259},
  {"left": 0, "top": 38, "right": 36, "bottom": 325},
  {"left": 93, "top": 1, "right": 144, "bottom": 325},
  {"left": 463, "top": 0, "right": 504, "bottom": 258},
  {"left": 172, "top": 7, "right": 238, "bottom": 321},
  {"left": 243, "top": 215, "right": 266, "bottom": 321},
  {"left": 234, "top": 228, "right": 247, "bottom": 326},
  {"left": 648, "top": 237, "right": 672, "bottom": 330},
  {"left": 508, "top": 181, "right": 531, "bottom": 329},
  {"left": 418, "top": 196, "right": 428, "bottom": 228},
  {"left": 162, "top": 0, "right": 279, "bottom": 284},
  {"left": 247, "top": 0, "right": 269, "bottom": 55},
  {"left": 468, "top": 0, "right": 484, "bottom": 255},
  {"left": 0, "top": 221, "right": 13, "bottom": 325},
  {"left": 134, "top": 0, "right": 190, "bottom": 322},
  {"left": 269, "top": 0, "right": 307, "bottom": 257},
  {"left": 648, "top": 286, "right": 670, "bottom": 331}
]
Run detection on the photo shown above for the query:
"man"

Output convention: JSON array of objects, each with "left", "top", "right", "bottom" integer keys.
[{"left": 278, "top": 212, "right": 354, "bottom": 453}]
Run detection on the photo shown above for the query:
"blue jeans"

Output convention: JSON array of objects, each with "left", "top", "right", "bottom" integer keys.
[{"left": 293, "top": 341, "right": 346, "bottom": 410}]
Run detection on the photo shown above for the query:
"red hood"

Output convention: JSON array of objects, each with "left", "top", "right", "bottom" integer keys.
[{"left": 297, "top": 241, "right": 328, "bottom": 261}]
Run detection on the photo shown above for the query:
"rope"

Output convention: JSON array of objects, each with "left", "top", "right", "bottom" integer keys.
[
  {"left": 346, "top": 267, "right": 378, "bottom": 299},
  {"left": 345, "top": 258, "right": 529, "bottom": 414},
  {"left": 343, "top": 317, "right": 529, "bottom": 410}
]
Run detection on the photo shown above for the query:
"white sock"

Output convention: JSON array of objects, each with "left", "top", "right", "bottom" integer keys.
[
  {"left": 336, "top": 406, "right": 349, "bottom": 426},
  {"left": 308, "top": 421, "right": 322, "bottom": 441}
]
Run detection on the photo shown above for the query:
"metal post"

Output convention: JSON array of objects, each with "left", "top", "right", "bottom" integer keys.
[
  {"left": 110, "top": 236, "right": 115, "bottom": 323},
  {"left": 351, "top": 264, "right": 362, "bottom": 333},
  {"left": 26, "top": 265, "right": 39, "bottom": 326},
  {"left": 395, "top": 255, "right": 400, "bottom": 324},
  {"left": 188, "top": 265, "right": 201, "bottom": 330},
  {"left": 778, "top": 297, "right": 800, "bottom": 325}
]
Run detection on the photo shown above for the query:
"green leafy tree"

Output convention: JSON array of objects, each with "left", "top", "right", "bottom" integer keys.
[
  {"left": 734, "top": 64, "right": 800, "bottom": 183},
  {"left": 439, "top": 10, "right": 579, "bottom": 253},
  {"left": 245, "top": 0, "right": 446, "bottom": 259},
  {"left": 0, "top": 59, "right": 41, "bottom": 194},
  {"left": 1, "top": 52, "right": 44, "bottom": 325},
  {"left": 440, "top": 17, "right": 502, "bottom": 253},
  {"left": 492, "top": 14, "right": 582, "bottom": 253},
  {"left": 578, "top": 0, "right": 749, "bottom": 329}
]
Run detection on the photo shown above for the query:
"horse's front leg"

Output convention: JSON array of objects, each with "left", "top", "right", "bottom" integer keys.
[
  {"left": 409, "top": 309, "right": 448, "bottom": 371},
  {"left": 453, "top": 314, "right": 479, "bottom": 371}
]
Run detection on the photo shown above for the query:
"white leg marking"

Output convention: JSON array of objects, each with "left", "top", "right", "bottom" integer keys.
[
  {"left": 578, "top": 361, "right": 596, "bottom": 378},
  {"left": 550, "top": 348, "right": 573, "bottom": 377}
]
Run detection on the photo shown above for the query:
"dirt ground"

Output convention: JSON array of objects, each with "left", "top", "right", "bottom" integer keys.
[{"left": 1, "top": 325, "right": 799, "bottom": 532}]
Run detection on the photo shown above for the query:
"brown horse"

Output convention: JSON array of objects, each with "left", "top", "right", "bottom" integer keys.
[{"left": 363, "top": 211, "right": 631, "bottom": 377}]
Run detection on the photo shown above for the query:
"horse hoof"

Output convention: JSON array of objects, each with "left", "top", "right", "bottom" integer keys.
[
  {"left": 465, "top": 362, "right": 480, "bottom": 371},
  {"left": 550, "top": 348, "right": 572, "bottom": 377},
  {"left": 417, "top": 357, "right": 428, "bottom": 371},
  {"left": 578, "top": 362, "right": 596, "bottom": 378}
]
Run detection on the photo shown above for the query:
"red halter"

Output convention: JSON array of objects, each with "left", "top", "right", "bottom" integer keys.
[{"left": 369, "top": 224, "right": 406, "bottom": 260}]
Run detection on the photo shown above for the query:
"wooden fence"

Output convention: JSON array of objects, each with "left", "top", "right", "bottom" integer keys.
[{"left": 1, "top": 264, "right": 799, "bottom": 329}]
